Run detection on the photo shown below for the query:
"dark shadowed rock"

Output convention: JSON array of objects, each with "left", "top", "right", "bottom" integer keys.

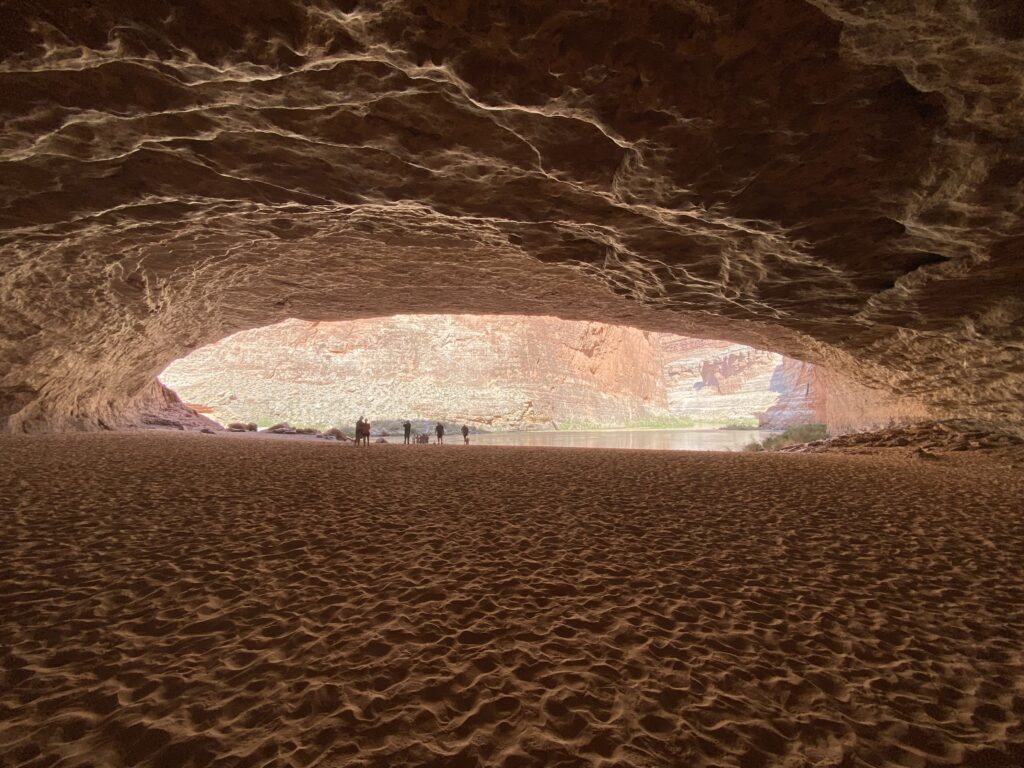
[
  {"left": 0, "top": 2, "right": 1021, "bottom": 433},
  {"left": 265, "top": 423, "right": 296, "bottom": 434}
]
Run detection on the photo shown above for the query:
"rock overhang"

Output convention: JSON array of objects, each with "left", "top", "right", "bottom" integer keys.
[{"left": 1, "top": 0, "right": 1022, "bottom": 432}]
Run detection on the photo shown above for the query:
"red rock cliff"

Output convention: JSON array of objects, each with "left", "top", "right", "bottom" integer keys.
[
  {"left": 658, "top": 337, "right": 796, "bottom": 426},
  {"left": 162, "top": 315, "right": 900, "bottom": 432},
  {"left": 161, "top": 316, "right": 672, "bottom": 430}
]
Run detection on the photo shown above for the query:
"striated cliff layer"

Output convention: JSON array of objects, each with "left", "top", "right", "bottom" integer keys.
[
  {"left": 161, "top": 316, "right": 672, "bottom": 431},
  {"left": 658, "top": 340, "right": 924, "bottom": 432},
  {"left": 160, "top": 315, "right": 907, "bottom": 433},
  {"left": 758, "top": 359, "right": 829, "bottom": 429},
  {"left": 3, "top": 1, "right": 1021, "bottom": 433},
  {"left": 659, "top": 338, "right": 791, "bottom": 427}
]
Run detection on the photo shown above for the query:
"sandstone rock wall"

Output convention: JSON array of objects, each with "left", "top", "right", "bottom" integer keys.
[
  {"left": 160, "top": 316, "right": 898, "bottom": 432},
  {"left": 658, "top": 338, "right": 799, "bottom": 427},
  {"left": 818, "top": 368, "right": 934, "bottom": 435},
  {"left": 1, "top": 2, "right": 1021, "bottom": 434},
  {"left": 758, "top": 360, "right": 829, "bottom": 430},
  {"left": 161, "top": 316, "right": 672, "bottom": 431},
  {"left": 132, "top": 381, "right": 223, "bottom": 432}
]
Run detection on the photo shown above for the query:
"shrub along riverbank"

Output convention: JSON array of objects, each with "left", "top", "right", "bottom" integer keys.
[{"left": 743, "top": 424, "right": 828, "bottom": 451}]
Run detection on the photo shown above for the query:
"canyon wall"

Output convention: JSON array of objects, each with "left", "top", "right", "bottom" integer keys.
[
  {"left": 657, "top": 338, "right": 822, "bottom": 428},
  {"left": 758, "top": 360, "right": 829, "bottom": 430},
  {"left": 160, "top": 316, "right": 851, "bottom": 431},
  {"left": 818, "top": 368, "right": 933, "bottom": 435},
  {"left": 161, "top": 316, "right": 672, "bottom": 431}
]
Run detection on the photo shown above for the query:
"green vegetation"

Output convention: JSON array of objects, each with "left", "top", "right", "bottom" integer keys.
[
  {"left": 716, "top": 418, "right": 761, "bottom": 430},
  {"left": 557, "top": 415, "right": 698, "bottom": 431},
  {"left": 743, "top": 423, "right": 828, "bottom": 452},
  {"left": 623, "top": 416, "right": 698, "bottom": 429}
]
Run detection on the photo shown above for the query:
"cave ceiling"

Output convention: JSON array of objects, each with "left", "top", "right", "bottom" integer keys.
[{"left": 0, "top": 0, "right": 1022, "bottom": 430}]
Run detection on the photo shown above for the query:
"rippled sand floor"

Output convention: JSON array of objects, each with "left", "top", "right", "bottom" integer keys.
[{"left": 2, "top": 432, "right": 1023, "bottom": 768}]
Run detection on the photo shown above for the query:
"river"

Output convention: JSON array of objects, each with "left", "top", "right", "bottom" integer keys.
[{"left": 469, "top": 428, "right": 774, "bottom": 452}]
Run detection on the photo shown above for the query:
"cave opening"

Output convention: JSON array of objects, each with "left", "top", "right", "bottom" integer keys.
[{"left": 157, "top": 313, "right": 828, "bottom": 451}]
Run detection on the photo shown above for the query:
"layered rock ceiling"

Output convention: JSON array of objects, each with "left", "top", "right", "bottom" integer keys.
[
  {"left": 2, "top": 1, "right": 1022, "bottom": 432},
  {"left": 160, "top": 315, "right": 829, "bottom": 431}
]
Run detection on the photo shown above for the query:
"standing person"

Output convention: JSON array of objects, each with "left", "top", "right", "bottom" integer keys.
[
  {"left": 355, "top": 417, "right": 365, "bottom": 446},
  {"left": 435, "top": 422, "right": 444, "bottom": 445},
  {"left": 461, "top": 425, "right": 470, "bottom": 445},
  {"left": 403, "top": 420, "right": 412, "bottom": 445},
  {"left": 361, "top": 419, "right": 371, "bottom": 447}
]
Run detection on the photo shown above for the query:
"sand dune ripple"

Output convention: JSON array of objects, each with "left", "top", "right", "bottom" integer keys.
[{"left": 2, "top": 432, "right": 1023, "bottom": 766}]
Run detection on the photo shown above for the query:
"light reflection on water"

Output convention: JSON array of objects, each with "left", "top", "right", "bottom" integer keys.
[{"left": 470, "top": 429, "right": 775, "bottom": 452}]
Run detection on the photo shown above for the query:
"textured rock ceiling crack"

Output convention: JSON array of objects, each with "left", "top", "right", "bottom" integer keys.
[{"left": 0, "top": 0, "right": 1021, "bottom": 431}]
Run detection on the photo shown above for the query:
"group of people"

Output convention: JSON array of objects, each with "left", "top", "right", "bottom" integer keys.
[
  {"left": 353, "top": 417, "right": 373, "bottom": 446},
  {"left": 354, "top": 417, "right": 471, "bottom": 446}
]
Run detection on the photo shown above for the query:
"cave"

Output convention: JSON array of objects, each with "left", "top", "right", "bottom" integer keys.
[
  {"left": 1, "top": 1, "right": 1022, "bottom": 434},
  {"left": 2, "top": 2, "right": 1023, "bottom": 767}
]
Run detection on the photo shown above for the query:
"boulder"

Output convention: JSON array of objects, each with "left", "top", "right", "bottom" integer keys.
[{"left": 266, "top": 422, "right": 297, "bottom": 434}]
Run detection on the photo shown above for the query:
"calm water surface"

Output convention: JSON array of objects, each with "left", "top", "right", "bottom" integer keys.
[{"left": 471, "top": 429, "right": 774, "bottom": 452}]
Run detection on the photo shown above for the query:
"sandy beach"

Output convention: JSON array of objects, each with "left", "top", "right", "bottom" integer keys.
[{"left": 2, "top": 431, "right": 1023, "bottom": 767}]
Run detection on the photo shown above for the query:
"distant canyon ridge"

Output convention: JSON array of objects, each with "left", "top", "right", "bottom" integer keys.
[{"left": 160, "top": 316, "right": 919, "bottom": 433}]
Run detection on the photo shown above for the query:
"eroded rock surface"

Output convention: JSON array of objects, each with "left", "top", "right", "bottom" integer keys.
[
  {"left": 779, "top": 419, "right": 1024, "bottom": 468},
  {"left": 2, "top": 1, "right": 1022, "bottom": 431},
  {"left": 134, "top": 381, "right": 223, "bottom": 433},
  {"left": 161, "top": 316, "right": 925, "bottom": 433},
  {"left": 159, "top": 315, "right": 794, "bottom": 430},
  {"left": 161, "top": 316, "right": 678, "bottom": 430},
  {"left": 659, "top": 337, "right": 808, "bottom": 428}
]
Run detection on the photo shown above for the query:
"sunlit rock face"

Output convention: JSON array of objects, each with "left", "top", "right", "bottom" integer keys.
[
  {"left": 2, "top": 1, "right": 1021, "bottom": 432},
  {"left": 160, "top": 315, "right": 911, "bottom": 433},
  {"left": 757, "top": 359, "right": 828, "bottom": 430},
  {"left": 162, "top": 316, "right": 671, "bottom": 430},
  {"left": 659, "top": 338, "right": 802, "bottom": 428}
]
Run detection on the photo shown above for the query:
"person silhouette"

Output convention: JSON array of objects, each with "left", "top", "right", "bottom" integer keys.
[
  {"left": 361, "top": 419, "right": 371, "bottom": 447},
  {"left": 403, "top": 420, "right": 412, "bottom": 445},
  {"left": 435, "top": 422, "right": 444, "bottom": 445},
  {"left": 461, "top": 425, "right": 470, "bottom": 444},
  {"left": 355, "top": 417, "right": 365, "bottom": 447}
]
